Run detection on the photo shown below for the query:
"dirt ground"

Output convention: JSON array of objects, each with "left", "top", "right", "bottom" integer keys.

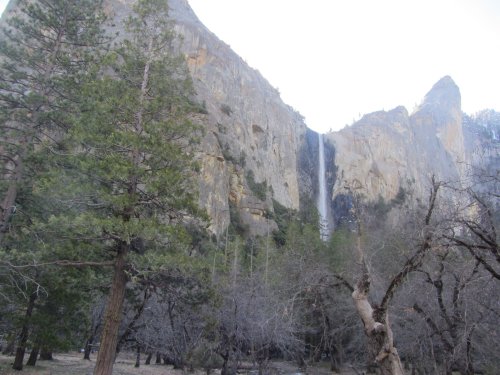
[
  {"left": 0, "top": 352, "right": 352, "bottom": 375},
  {"left": 0, "top": 352, "right": 205, "bottom": 375}
]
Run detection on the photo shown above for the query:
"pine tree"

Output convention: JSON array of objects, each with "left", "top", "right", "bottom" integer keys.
[
  {"left": 36, "top": 1, "right": 204, "bottom": 374},
  {"left": 0, "top": 0, "right": 107, "bottom": 370},
  {"left": 0, "top": 0, "right": 106, "bottom": 241}
]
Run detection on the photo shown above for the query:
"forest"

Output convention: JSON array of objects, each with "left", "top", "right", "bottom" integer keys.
[{"left": 0, "top": 1, "right": 499, "bottom": 375}]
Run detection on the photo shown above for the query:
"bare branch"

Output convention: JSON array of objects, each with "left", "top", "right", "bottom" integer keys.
[{"left": 379, "top": 177, "right": 441, "bottom": 313}]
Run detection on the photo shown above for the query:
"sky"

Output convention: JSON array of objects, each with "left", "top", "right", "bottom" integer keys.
[
  {"left": 187, "top": 0, "right": 500, "bottom": 133},
  {"left": 1, "top": 1, "right": 499, "bottom": 133}
]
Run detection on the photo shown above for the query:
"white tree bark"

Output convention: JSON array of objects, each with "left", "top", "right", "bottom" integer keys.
[{"left": 352, "top": 269, "right": 404, "bottom": 375}]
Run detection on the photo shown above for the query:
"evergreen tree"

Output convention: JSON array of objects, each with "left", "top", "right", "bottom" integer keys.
[
  {"left": 35, "top": 1, "right": 204, "bottom": 374},
  {"left": 0, "top": 0, "right": 106, "bottom": 241},
  {"left": 0, "top": 0, "right": 107, "bottom": 370}
]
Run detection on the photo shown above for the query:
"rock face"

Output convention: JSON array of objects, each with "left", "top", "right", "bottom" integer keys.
[
  {"left": 97, "top": 2, "right": 500, "bottom": 236},
  {"left": 4, "top": 0, "right": 497, "bottom": 237},
  {"left": 101, "top": 0, "right": 309, "bottom": 236},
  {"left": 462, "top": 110, "right": 500, "bottom": 199},
  {"left": 325, "top": 76, "right": 479, "bottom": 227},
  {"left": 166, "top": 0, "right": 309, "bottom": 236}
]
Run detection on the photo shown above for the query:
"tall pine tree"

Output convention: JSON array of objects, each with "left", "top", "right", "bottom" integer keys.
[
  {"left": 36, "top": 1, "right": 204, "bottom": 374},
  {"left": 0, "top": 0, "right": 106, "bottom": 241},
  {"left": 0, "top": 0, "right": 107, "bottom": 370}
]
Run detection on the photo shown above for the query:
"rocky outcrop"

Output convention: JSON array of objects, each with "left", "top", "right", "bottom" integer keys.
[{"left": 326, "top": 76, "right": 482, "bottom": 227}]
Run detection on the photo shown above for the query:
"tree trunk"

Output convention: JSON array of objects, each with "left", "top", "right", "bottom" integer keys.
[
  {"left": 116, "top": 287, "right": 151, "bottom": 355},
  {"left": 352, "top": 272, "right": 405, "bottom": 375},
  {"left": 465, "top": 328, "right": 475, "bottom": 375},
  {"left": 83, "top": 337, "right": 93, "bottom": 360},
  {"left": 220, "top": 351, "right": 237, "bottom": 375},
  {"left": 220, "top": 352, "right": 229, "bottom": 375},
  {"left": 135, "top": 345, "right": 140, "bottom": 368},
  {"left": 0, "top": 151, "right": 24, "bottom": 242},
  {"left": 12, "top": 291, "right": 37, "bottom": 371},
  {"left": 84, "top": 313, "right": 102, "bottom": 360},
  {"left": 40, "top": 347, "right": 53, "bottom": 360},
  {"left": 155, "top": 352, "right": 161, "bottom": 364},
  {"left": 145, "top": 352, "right": 152, "bottom": 365},
  {"left": 347, "top": 180, "right": 440, "bottom": 375},
  {"left": 26, "top": 345, "right": 40, "bottom": 366},
  {"left": 93, "top": 247, "right": 128, "bottom": 375}
]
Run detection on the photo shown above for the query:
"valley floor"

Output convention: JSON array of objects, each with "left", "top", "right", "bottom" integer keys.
[
  {"left": 0, "top": 352, "right": 201, "bottom": 375},
  {"left": 0, "top": 352, "right": 356, "bottom": 375}
]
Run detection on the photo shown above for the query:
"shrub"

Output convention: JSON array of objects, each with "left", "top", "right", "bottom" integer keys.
[
  {"left": 220, "top": 103, "right": 232, "bottom": 116},
  {"left": 246, "top": 170, "right": 267, "bottom": 201}
]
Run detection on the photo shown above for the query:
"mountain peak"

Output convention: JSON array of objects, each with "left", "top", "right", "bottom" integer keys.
[{"left": 420, "top": 75, "right": 461, "bottom": 110}]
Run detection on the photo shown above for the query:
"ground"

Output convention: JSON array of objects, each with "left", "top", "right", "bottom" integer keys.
[
  {"left": 0, "top": 352, "right": 203, "bottom": 375},
  {"left": 0, "top": 352, "right": 355, "bottom": 375}
]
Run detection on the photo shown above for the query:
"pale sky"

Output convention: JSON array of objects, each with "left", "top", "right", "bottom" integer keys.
[
  {"left": 187, "top": 0, "right": 500, "bottom": 133},
  {"left": 1, "top": 1, "right": 499, "bottom": 133}
]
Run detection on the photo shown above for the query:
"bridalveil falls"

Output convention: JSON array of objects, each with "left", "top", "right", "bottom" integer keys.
[{"left": 317, "top": 133, "right": 329, "bottom": 240}]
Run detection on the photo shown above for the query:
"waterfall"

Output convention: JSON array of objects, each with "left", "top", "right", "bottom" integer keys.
[{"left": 317, "top": 133, "right": 329, "bottom": 240}]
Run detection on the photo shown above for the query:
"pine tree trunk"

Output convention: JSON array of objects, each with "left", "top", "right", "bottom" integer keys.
[
  {"left": 93, "top": 246, "right": 128, "bottom": 375},
  {"left": 12, "top": 291, "right": 37, "bottom": 371},
  {"left": 26, "top": 346, "right": 40, "bottom": 366},
  {"left": 0, "top": 150, "right": 24, "bottom": 241},
  {"left": 40, "top": 347, "right": 53, "bottom": 360},
  {"left": 145, "top": 352, "right": 153, "bottom": 365}
]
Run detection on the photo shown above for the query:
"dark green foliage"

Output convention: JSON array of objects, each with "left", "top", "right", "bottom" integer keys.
[
  {"left": 1, "top": 1, "right": 210, "bottom": 373},
  {"left": 228, "top": 202, "right": 249, "bottom": 237},
  {"left": 298, "top": 195, "right": 320, "bottom": 231},
  {"left": 220, "top": 103, "right": 233, "bottom": 116},
  {"left": 42, "top": 0, "right": 203, "bottom": 258},
  {"left": 269, "top": 199, "right": 297, "bottom": 247},
  {"left": 238, "top": 151, "right": 247, "bottom": 167},
  {"left": 370, "top": 195, "right": 392, "bottom": 218},
  {"left": 392, "top": 186, "right": 406, "bottom": 206},
  {"left": 0, "top": 0, "right": 107, "bottom": 238},
  {"left": 195, "top": 100, "right": 209, "bottom": 114},
  {"left": 246, "top": 170, "right": 267, "bottom": 201},
  {"left": 216, "top": 122, "right": 226, "bottom": 134},
  {"left": 29, "top": 269, "right": 97, "bottom": 352},
  {"left": 366, "top": 187, "right": 407, "bottom": 220},
  {"left": 0, "top": 1, "right": 108, "bottom": 369},
  {"left": 218, "top": 141, "right": 244, "bottom": 166}
]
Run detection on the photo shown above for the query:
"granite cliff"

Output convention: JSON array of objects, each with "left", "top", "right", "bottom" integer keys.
[
  {"left": 3, "top": 0, "right": 497, "bottom": 238},
  {"left": 99, "top": 0, "right": 500, "bottom": 237},
  {"left": 98, "top": 0, "right": 311, "bottom": 237},
  {"left": 157, "top": 0, "right": 308, "bottom": 237},
  {"left": 327, "top": 77, "right": 464, "bottom": 216},
  {"left": 325, "top": 77, "right": 499, "bottom": 229}
]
